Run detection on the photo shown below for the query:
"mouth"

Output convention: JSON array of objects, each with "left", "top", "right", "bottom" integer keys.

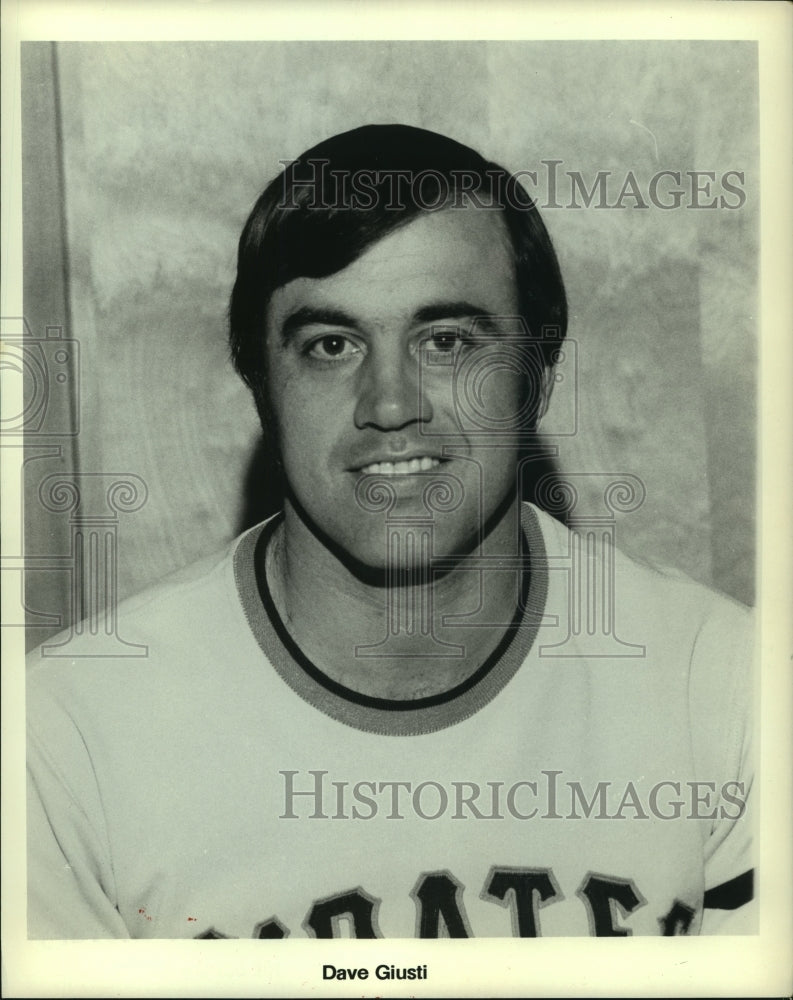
[{"left": 357, "top": 456, "right": 444, "bottom": 476}]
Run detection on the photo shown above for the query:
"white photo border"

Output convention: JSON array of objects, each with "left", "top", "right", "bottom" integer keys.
[{"left": 2, "top": 1, "right": 791, "bottom": 997}]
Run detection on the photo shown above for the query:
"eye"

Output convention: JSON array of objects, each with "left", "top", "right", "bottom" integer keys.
[
  {"left": 305, "top": 334, "right": 362, "bottom": 362},
  {"left": 423, "top": 327, "right": 466, "bottom": 354}
]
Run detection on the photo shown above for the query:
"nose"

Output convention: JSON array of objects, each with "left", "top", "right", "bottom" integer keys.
[{"left": 353, "top": 343, "right": 433, "bottom": 431}]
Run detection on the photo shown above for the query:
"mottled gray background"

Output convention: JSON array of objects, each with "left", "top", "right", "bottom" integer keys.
[{"left": 21, "top": 41, "right": 758, "bottom": 647}]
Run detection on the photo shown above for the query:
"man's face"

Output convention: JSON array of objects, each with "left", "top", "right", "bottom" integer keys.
[{"left": 265, "top": 206, "right": 532, "bottom": 571}]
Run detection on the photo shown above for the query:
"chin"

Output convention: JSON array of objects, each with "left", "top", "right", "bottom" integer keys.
[
  {"left": 340, "top": 515, "right": 491, "bottom": 585},
  {"left": 287, "top": 482, "right": 516, "bottom": 583},
  {"left": 334, "top": 523, "right": 440, "bottom": 582}
]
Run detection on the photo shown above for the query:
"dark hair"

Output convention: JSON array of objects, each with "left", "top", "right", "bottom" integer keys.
[{"left": 229, "top": 123, "right": 567, "bottom": 429}]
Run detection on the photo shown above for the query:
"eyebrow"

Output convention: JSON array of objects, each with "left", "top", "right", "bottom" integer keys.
[
  {"left": 412, "top": 301, "right": 499, "bottom": 327},
  {"left": 278, "top": 300, "right": 503, "bottom": 346},
  {"left": 279, "top": 306, "right": 362, "bottom": 346}
]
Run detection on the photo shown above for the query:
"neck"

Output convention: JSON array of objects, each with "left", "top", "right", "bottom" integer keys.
[{"left": 259, "top": 496, "right": 526, "bottom": 700}]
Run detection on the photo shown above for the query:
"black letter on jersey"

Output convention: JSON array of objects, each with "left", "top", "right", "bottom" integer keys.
[
  {"left": 577, "top": 873, "right": 646, "bottom": 936},
  {"left": 482, "top": 866, "right": 562, "bottom": 937},
  {"left": 412, "top": 871, "right": 472, "bottom": 938},
  {"left": 254, "top": 917, "right": 289, "bottom": 939},
  {"left": 304, "top": 888, "right": 380, "bottom": 938},
  {"left": 659, "top": 900, "right": 696, "bottom": 936}
]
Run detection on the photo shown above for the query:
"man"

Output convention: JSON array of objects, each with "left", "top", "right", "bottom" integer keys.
[{"left": 27, "top": 124, "right": 753, "bottom": 938}]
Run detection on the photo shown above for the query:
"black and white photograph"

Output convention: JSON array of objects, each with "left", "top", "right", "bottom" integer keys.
[{"left": 2, "top": 1, "right": 791, "bottom": 996}]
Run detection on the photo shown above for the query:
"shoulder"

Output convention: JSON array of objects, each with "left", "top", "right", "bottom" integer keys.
[
  {"left": 524, "top": 500, "right": 754, "bottom": 763},
  {"left": 525, "top": 500, "right": 752, "bottom": 637},
  {"left": 26, "top": 520, "right": 268, "bottom": 714}
]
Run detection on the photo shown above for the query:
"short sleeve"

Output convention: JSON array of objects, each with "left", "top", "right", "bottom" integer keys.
[
  {"left": 27, "top": 672, "right": 130, "bottom": 939},
  {"left": 688, "top": 601, "right": 755, "bottom": 933}
]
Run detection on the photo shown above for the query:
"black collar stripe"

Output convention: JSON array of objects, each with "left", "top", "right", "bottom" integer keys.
[{"left": 234, "top": 504, "right": 549, "bottom": 736}]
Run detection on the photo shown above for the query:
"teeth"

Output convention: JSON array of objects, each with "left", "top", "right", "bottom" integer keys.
[{"left": 361, "top": 457, "right": 441, "bottom": 476}]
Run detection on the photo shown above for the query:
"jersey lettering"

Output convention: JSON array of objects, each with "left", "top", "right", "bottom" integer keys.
[
  {"left": 254, "top": 917, "right": 289, "bottom": 939},
  {"left": 411, "top": 871, "right": 471, "bottom": 937},
  {"left": 304, "top": 888, "right": 380, "bottom": 938},
  {"left": 578, "top": 873, "right": 646, "bottom": 936},
  {"left": 193, "top": 866, "right": 709, "bottom": 939},
  {"left": 659, "top": 900, "right": 696, "bottom": 935},
  {"left": 483, "top": 866, "right": 561, "bottom": 937}
]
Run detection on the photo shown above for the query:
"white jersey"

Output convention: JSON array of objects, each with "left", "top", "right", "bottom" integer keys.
[{"left": 27, "top": 504, "right": 754, "bottom": 939}]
